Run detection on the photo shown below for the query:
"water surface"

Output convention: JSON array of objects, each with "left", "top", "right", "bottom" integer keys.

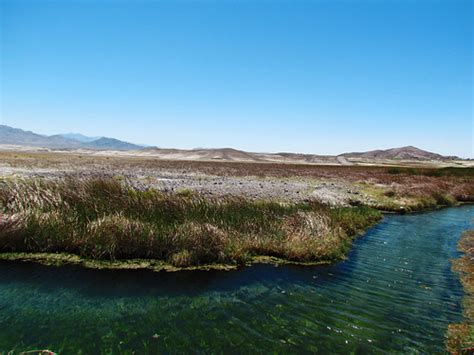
[{"left": 0, "top": 205, "right": 472, "bottom": 353}]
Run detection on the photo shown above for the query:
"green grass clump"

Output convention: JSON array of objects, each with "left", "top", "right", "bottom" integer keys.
[{"left": 0, "top": 177, "right": 382, "bottom": 268}]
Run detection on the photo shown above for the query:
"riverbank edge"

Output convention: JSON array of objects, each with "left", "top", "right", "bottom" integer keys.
[
  {"left": 0, "top": 216, "right": 383, "bottom": 272},
  {"left": 0, "top": 251, "right": 339, "bottom": 272},
  {"left": 378, "top": 201, "right": 474, "bottom": 215},
  {"left": 446, "top": 230, "right": 474, "bottom": 354}
]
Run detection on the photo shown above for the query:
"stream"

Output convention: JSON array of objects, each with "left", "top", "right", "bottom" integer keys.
[{"left": 0, "top": 205, "right": 472, "bottom": 353}]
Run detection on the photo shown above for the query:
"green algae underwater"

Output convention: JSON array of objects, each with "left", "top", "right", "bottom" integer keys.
[{"left": 0, "top": 205, "right": 472, "bottom": 354}]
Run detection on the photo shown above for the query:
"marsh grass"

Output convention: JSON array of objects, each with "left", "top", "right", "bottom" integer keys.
[
  {"left": 0, "top": 177, "right": 381, "bottom": 267},
  {"left": 447, "top": 231, "right": 474, "bottom": 354}
]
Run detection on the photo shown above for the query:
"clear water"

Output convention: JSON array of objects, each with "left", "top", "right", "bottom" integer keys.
[{"left": 0, "top": 206, "right": 473, "bottom": 354}]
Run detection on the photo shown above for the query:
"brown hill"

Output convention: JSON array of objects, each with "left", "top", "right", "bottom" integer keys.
[{"left": 341, "top": 146, "right": 455, "bottom": 161}]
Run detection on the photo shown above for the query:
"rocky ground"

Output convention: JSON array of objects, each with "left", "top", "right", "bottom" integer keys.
[
  {"left": 0, "top": 163, "right": 378, "bottom": 207},
  {"left": 0, "top": 151, "right": 471, "bottom": 211}
]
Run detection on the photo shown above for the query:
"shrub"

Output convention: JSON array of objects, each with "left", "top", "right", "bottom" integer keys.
[
  {"left": 423, "top": 169, "right": 442, "bottom": 177},
  {"left": 431, "top": 192, "right": 456, "bottom": 206},
  {"left": 387, "top": 167, "right": 402, "bottom": 175},
  {"left": 384, "top": 190, "right": 396, "bottom": 198}
]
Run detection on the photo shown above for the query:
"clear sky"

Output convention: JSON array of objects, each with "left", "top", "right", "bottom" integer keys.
[{"left": 0, "top": 0, "right": 472, "bottom": 157}]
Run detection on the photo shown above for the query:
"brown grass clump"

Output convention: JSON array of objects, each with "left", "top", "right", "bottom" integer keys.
[
  {"left": 169, "top": 222, "right": 229, "bottom": 266},
  {"left": 281, "top": 212, "right": 342, "bottom": 260},
  {"left": 447, "top": 231, "right": 474, "bottom": 354}
]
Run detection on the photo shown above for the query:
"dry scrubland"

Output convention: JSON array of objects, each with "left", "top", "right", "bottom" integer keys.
[
  {"left": 447, "top": 231, "right": 474, "bottom": 354},
  {"left": 1, "top": 151, "right": 473, "bottom": 209},
  {"left": 0, "top": 151, "right": 473, "bottom": 270}
]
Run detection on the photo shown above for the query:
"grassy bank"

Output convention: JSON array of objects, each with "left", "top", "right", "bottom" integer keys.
[
  {"left": 357, "top": 170, "right": 473, "bottom": 212},
  {"left": 0, "top": 177, "right": 381, "bottom": 269},
  {"left": 358, "top": 182, "right": 465, "bottom": 213},
  {"left": 447, "top": 230, "right": 474, "bottom": 354}
]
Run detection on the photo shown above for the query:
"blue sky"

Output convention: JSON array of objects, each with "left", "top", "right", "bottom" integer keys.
[{"left": 1, "top": 0, "right": 472, "bottom": 157}]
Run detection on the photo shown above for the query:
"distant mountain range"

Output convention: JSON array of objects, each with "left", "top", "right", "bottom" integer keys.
[
  {"left": 0, "top": 125, "right": 460, "bottom": 162},
  {"left": 0, "top": 125, "right": 143, "bottom": 151}
]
